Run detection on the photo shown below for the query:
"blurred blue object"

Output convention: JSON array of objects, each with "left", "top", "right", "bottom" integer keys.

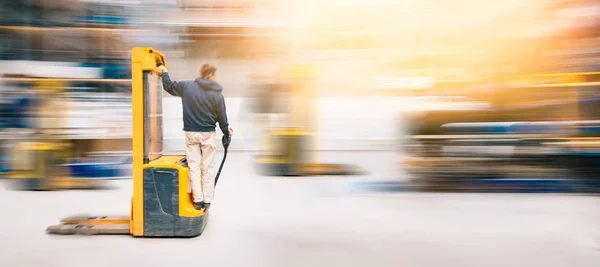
[
  {"left": 441, "top": 122, "right": 556, "bottom": 135},
  {"left": 509, "top": 123, "right": 554, "bottom": 134},
  {"left": 63, "top": 155, "right": 129, "bottom": 178},
  {"left": 442, "top": 123, "right": 511, "bottom": 134},
  {"left": 357, "top": 179, "right": 600, "bottom": 193},
  {"left": 0, "top": 157, "right": 9, "bottom": 174},
  {"left": 79, "top": 63, "right": 130, "bottom": 79},
  {"left": 66, "top": 162, "right": 123, "bottom": 178},
  {"left": 76, "top": 16, "right": 128, "bottom": 25},
  {"left": 0, "top": 52, "right": 17, "bottom": 60},
  {"left": 0, "top": 97, "right": 36, "bottom": 129},
  {"left": 103, "top": 63, "right": 130, "bottom": 79}
]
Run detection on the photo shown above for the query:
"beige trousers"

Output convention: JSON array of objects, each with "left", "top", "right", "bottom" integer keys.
[{"left": 185, "top": 131, "right": 216, "bottom": 203}]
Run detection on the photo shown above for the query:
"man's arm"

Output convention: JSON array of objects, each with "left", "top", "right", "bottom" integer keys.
[
  {"left": 157, "top": 66, "right": 185, "bottom": 97},
  {"left": 215, "top": 92, "right": 230, "bottom": 136}
]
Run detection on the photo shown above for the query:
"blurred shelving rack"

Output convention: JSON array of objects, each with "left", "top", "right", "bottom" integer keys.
[{"left": 0, "top": 0, "right": 156, "bottom": 182}]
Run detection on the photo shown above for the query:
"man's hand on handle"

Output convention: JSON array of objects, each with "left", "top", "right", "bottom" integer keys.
[
  {"left": 222, "top": 127, "right": 233, "bottom": 149},
  {"left": 155, "top": 65, "right": 167, "bottom": 76},
  {"left": 222, "top": 135, "right": 231, "bottom": 149}
]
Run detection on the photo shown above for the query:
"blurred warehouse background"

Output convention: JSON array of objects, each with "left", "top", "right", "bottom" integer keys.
[
  {"left": 0, "top": 0, "right": 599, "bottom": 189},
  {"left": 2, "top": 2, "right": 600, "bottom": 266}
]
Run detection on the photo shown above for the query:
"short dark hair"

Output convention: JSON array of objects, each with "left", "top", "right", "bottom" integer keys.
[{"left": 201, "top": 64, "right": 216, "bottom": 79}]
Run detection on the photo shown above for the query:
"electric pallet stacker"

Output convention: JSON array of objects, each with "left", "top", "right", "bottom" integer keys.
[{"left": 46, "top": 48, "right": 210, "bottom": 237}]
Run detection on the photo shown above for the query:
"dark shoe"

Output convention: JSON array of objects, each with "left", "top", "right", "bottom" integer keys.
[
  {"left": 203, "top": 202, "right": 211, "bottom": 210},
  {"left": 194, "top": 201, "right": 205, "bottom": 210}
]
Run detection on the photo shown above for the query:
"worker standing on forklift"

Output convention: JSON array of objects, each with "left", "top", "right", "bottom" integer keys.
[{"left": 156, "top": 63, "right": 232, "bottom": 210}]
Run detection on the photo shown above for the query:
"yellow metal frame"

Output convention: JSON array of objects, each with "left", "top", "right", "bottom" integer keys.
[
  {"left": 510, "top": 71, "right": 600, "bottom": 86},
  {"left": 518, "top": 72, "right": 600, "bottom": 78},
  {"left": 130, "top": 47, "right": 166, "bottom": 236},
  {"left": 270, "top": 128, "right": 310, "bottom": 137}
]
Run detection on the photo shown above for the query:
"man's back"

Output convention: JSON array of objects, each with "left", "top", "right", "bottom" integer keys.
[{"left": 161, "top": 73, "right": 229, "bottom": 135}]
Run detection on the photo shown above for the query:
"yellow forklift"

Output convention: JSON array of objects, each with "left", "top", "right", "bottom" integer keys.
[
  {"left": 7, "top": 80, "right": 106, "bottom": 190},
  {"left": 255, "top": 64, "right": 362, "bottom": 176},
  {"left": 46, "top": 48, "right": 210, "bottom": 237},
  {"left": 9, "top": 141, "right": 104, "bottom": 190}
]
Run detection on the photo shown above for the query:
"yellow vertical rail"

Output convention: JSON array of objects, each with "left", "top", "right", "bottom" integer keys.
[{"left": 130, "top": 47, "right": 165, "bottom": 236}]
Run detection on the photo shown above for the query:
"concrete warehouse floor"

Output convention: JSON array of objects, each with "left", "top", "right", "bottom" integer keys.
[{"left": 1, "top": 152, "right": 600, "bottom": 267}]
